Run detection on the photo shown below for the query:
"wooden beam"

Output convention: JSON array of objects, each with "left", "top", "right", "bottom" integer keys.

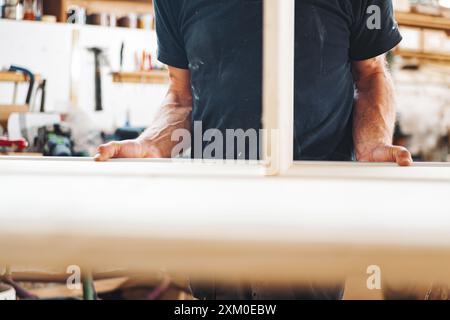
[
  {"left": 262, "top": 0, "right": 295, "bottom": 175},
  {"left": 0, "top": 158, "right": 450, "bottom": 285}
]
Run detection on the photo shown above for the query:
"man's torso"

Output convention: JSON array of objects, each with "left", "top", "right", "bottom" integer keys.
[{"left": 167, "top": 0, "right": 372, "bottom": 160}]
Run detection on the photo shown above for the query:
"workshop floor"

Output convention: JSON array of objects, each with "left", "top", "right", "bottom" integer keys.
[{"left": 344, "top": 277, "right": 383, "bottom": 300}]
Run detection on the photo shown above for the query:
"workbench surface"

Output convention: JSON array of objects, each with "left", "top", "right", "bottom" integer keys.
[{"left": 1, "top": 157, "right": 450, "bottom": 284}]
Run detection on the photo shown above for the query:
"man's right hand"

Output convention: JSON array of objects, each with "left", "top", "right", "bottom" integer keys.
[
  {"left": 94, "top": 139, "right": 162, "bottom": 162},
  {"left": 95, "top": 66, "right": 192, "bottom": 162}
]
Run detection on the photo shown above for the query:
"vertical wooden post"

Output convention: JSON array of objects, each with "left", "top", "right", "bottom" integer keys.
[
  {"left": 262, "top": 0, "right": 295, "bottom": 175},
  {"left": 70, "top": 28, "right": 80, "bottom": 108}
]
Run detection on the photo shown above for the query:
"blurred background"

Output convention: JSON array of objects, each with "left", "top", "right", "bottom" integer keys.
[{"left": 0, "top": 0, "right": 449, "bottom": 161}]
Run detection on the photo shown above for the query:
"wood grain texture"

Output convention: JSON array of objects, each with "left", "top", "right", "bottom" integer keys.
[{"left": 0, "top": 157, "right": 450, "bottom": 285}]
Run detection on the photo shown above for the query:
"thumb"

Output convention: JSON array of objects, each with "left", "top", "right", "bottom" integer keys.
[
  {"left": 371, "top": 145, "right": 413, "bottom": 167},
  {"left": 94, "top": 141, "right": 121, "bottom": 162}
]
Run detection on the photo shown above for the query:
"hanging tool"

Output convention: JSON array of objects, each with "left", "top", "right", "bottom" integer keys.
[
  {"left": 33, "top": 79, "right": 46, "bottom": 112},
  {"left": 4, "top": 65, "right": 37, "bottom": 143},
  {"left": 8, "top": 65, "right": 35, "bottom": 105},
  {"left": 119, "top": 41, "right": 125, "bottom": 71},
  {"left": 87, "top": 47, "right": 109, "bottom": 112}
]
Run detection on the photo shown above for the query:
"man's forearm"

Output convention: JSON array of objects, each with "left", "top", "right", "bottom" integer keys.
[
  {"left": 95, "top": 66, "right": 192, "bottom": 161},
  {"left": 353, "top": 68, "right": 396, "bottom": 159},
  {"left": 351, "top": 56, "right": 412, "bottom": 166},
  {"left": 137, "top": 91, "right": 192, "bottom": 158}
]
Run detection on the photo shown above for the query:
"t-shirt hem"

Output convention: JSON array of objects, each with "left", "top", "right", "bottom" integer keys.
[
  {"left": 158, "top": 52, "right": 189, "bottom": 70},
  {"left": 350, "top": 34, "right": 403, "bottom": 61}
]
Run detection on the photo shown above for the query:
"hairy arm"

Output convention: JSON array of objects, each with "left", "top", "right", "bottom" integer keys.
[
  {"left": 95, "top": 66, "right": 192, "bottom": 161},
  {"left": 352, "top": 55, "right": 412, "bottom": 166}
]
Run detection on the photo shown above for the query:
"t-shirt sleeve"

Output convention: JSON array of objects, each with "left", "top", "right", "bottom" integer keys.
[
  {"left": 349, "top": 0, "right": 402, "bottom": 61},
  {"left": 154, "top": 0, "right": 189, "bottom": 69}
]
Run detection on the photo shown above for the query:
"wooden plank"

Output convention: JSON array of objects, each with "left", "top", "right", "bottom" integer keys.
[
  {"left": 396, "top": 49, "right": 450, "bottom": 62},
  {"left": 111, "top": 70, "right": 168, "bottom": 84},
  {"left": 8, "top": 268, "right": 132, "bottom": 282},
  {"left": 396, "top": 12, "right": 450, "bottom": 31},
  {"left": 287, "top": 161, "right": 450, "bottom": 182},
  {"left": 0, "top": 158, "right": 450, "bottom": 286},
  {"left": 262, "top": 0, "right": 295, "bottom": 175},
  {"left": 28, "top": 277, "right": 128, "bottom": 299},
  {"left": 344, "top": 277, "right": 384, "bottom": 300},
  {"left": 0, "top": 72, "right": 27, "bottom": 83},
  {"left": 0, "top": 72, "right": 41, "bottom": 83}
]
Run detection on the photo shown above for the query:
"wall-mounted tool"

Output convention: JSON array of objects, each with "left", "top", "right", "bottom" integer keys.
[
  {"left": 87, "top": 47, "right": 109, "bottom": 112},
  {"left": 32, "top": 79, "right": 46, "bottom": 112},
  {"left": 5, "top": 65, "right": 37, "bottom": 142},
  {"left": 87, "top": 47, "right": 103, "bottom": 112},
  {"left": 8, "top": 65, "right": 34, "bottom": 105},
  {"left": 119, "top": 41, "right": 124, "bottom": 71}
]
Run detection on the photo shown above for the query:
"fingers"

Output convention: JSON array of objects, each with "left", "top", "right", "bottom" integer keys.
[
  {"left": 94, "top": 141, "right": 120, "bottom": 162},
  {"left": 371, "top": 145, "right": 413, "bottom": 167},
  {"left": 393, "top": 146, "right": 413, "bottom": 167},
  {"left": 94, "top": 140, "right": 163, "bottom": 161}
]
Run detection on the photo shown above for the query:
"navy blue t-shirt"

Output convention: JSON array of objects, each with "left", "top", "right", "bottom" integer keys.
[{"left": 154, "top": 0, "right": 402, "bottom": 160}]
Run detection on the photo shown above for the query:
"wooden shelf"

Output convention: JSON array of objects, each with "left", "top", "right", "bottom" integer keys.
[
  {"left": 396, "top": 49, "right": 450, "bottom": 62},
  {"left": 395, "top": 12, "right": 450, "bottom": 62},
  {"left": 0, "top": 71, "right": 41, "bottom": 83},
  {"left": 111, "top": 70, "right": 169, "bottom": 84},
  {"left": 44, "top": 0, "right": 153, "bottom": 23},
  {"left": 396, "top": 12, "right": 450, "bottom": 31}
]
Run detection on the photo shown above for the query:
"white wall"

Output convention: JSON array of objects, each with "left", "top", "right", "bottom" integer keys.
[
  {"left": 0, "top": 20, "right": 72, "bottom": 110},
  {"left": 0, "top": 20, "right": 167, "bottom": 131},
  {"left": 393, "top": 61, "right": 450, "bottom": 158}
]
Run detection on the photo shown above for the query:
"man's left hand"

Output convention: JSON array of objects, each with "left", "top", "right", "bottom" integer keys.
[{"left": 357, "top": 144, "right": 413, "bottom": 167}]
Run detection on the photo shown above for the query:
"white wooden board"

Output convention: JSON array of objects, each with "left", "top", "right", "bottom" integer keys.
[{"left": 0, "top": 157, "right": 450, "bottom": 285}]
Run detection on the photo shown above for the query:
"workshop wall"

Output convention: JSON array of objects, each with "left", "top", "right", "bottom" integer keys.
[
  {"left": 0, "top": 19, "right": 167, "bottom": 132},
  {"left": 0, "top": 20, "right": 72, "bottom": 112},
  {"left": 394, "top": 61, "right": 450, "bottom": 161},
  {"left": 1, "top": 5, "right": 449, "bottom": 160}
]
